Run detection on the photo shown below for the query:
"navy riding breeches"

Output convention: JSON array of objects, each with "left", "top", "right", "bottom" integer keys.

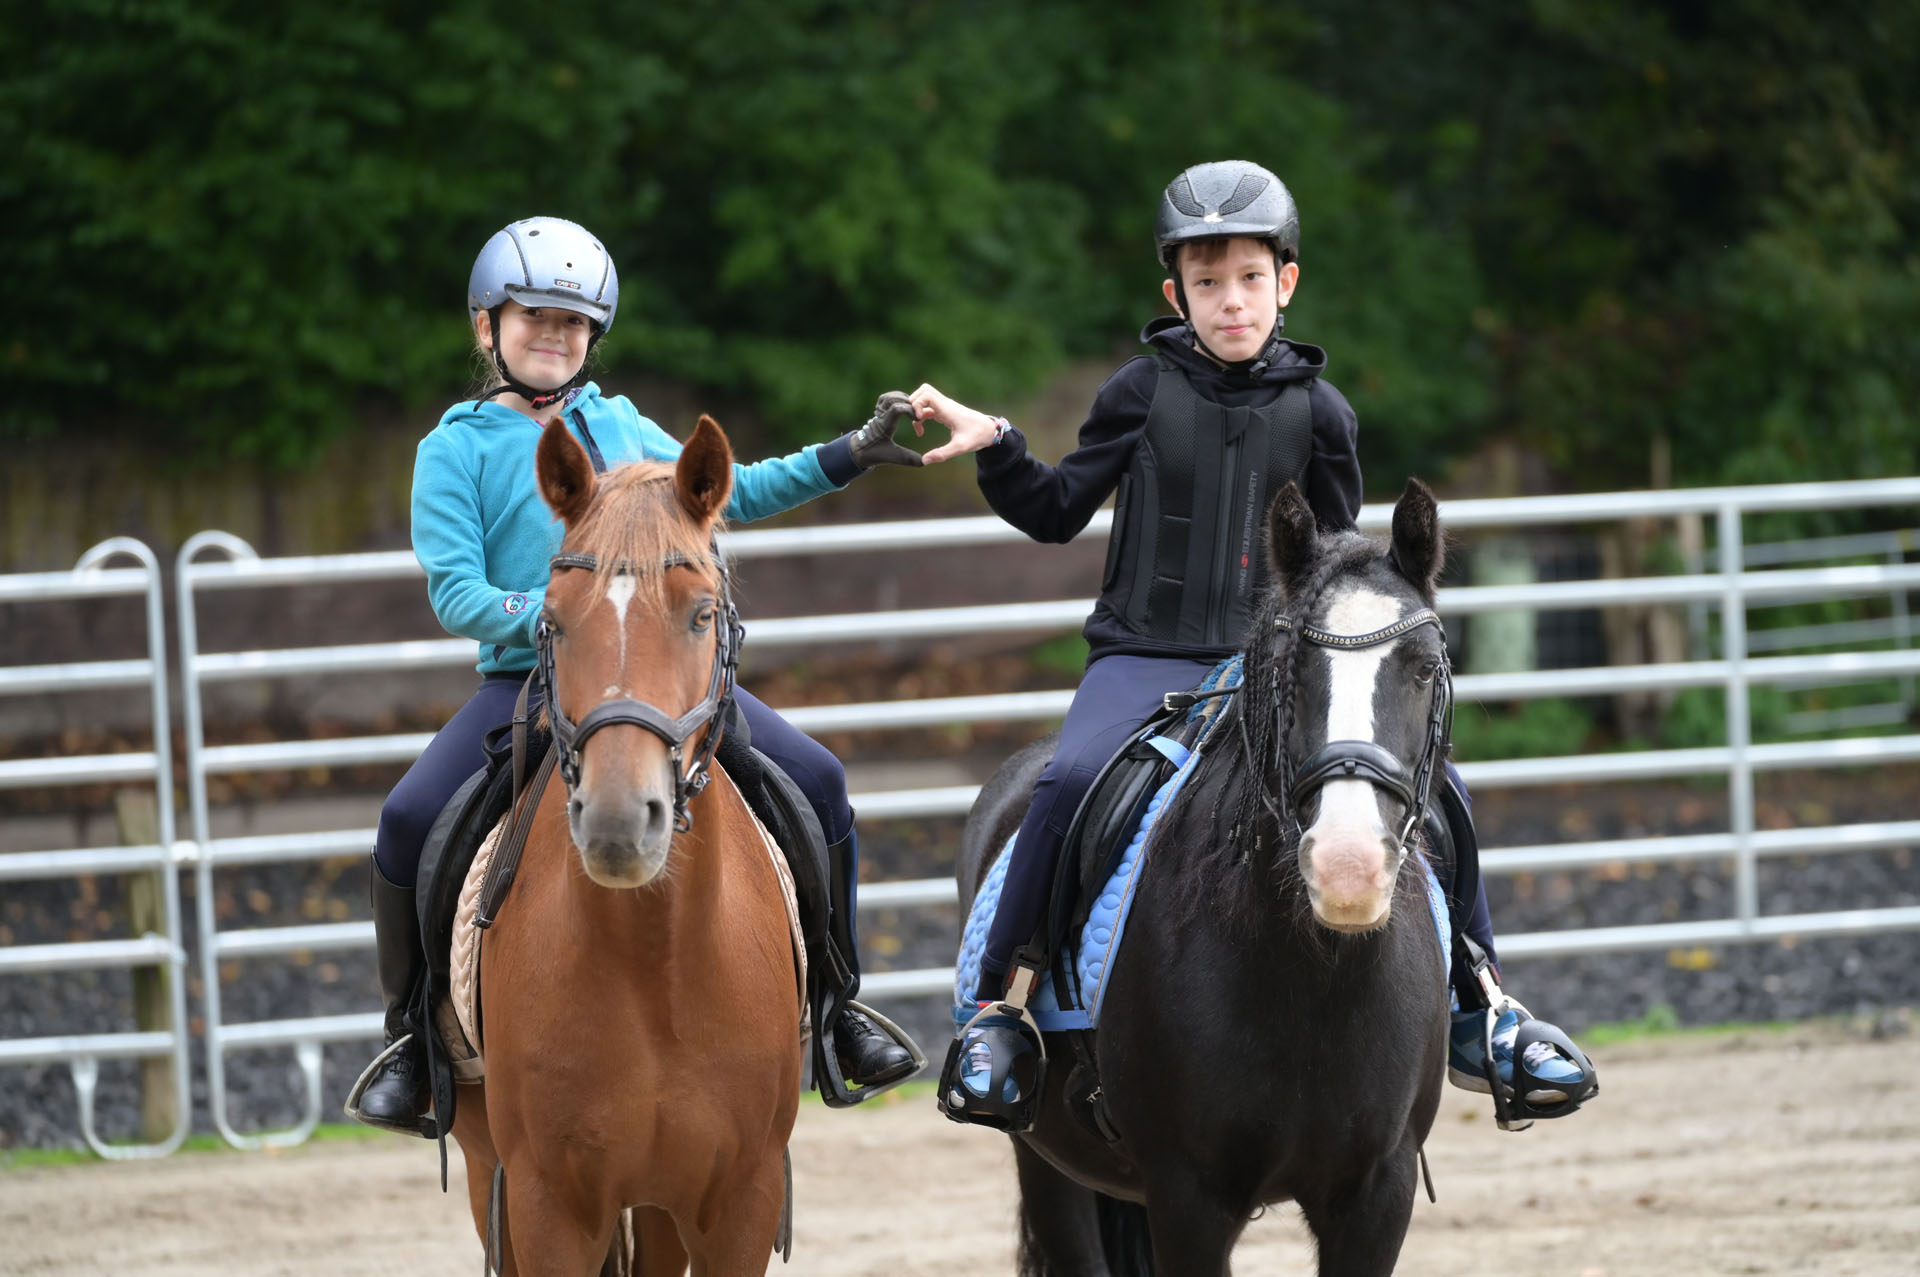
[
  {"left": 373, "top": 675, "right": 852, "bottom": 888},
  {"left": 374, "top": 674, "right": 530, "bottom": 888},
  {"left": 1443, "top": 758, "right": 1496, "bottom": 968},
  {"left": 981, "top": 654, "right": 1216, "bottom": 988}
]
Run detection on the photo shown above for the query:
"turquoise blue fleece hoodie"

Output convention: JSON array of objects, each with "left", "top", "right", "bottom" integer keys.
[{"left": 412, "top": 381, "right": 864, "bottom": 674}]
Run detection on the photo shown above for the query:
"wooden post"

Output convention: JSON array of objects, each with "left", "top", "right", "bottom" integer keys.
[{"left": 114, "top": 790, "right": 178, "bottom": 1142}]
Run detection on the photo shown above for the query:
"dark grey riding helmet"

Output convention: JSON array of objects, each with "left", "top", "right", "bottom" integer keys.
[
  {"left": 467, "top": 217, "right": 620, "bottom": 407},
  {"left": 1155, "top": 160, "right": 1300, "bottom": 372},
  {"left": 1155, "top": 160, "right": 1299, "bottom": 270}
]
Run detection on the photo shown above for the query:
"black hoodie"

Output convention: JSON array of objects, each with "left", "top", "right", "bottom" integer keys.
[{"left": 976, "top": 314, "right": 1364, "bottom": 663}]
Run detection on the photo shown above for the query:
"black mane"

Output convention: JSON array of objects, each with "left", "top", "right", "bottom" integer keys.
[{"left": 1152, "top": 529, "right": 1431, "bottom": 936}]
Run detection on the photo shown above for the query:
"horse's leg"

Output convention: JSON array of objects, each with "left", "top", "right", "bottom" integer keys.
[
  {"left": 678, "top": 1156, "right": 788, "bottom": 1277},
  {"left": 503, "top": 1165, "right": 613, "bottom": 1276},
  {"left": 1011, "top": 1138, "right": 1128, "bottom": 1277},
  {"left": 633, "top": 1206, "right": 688, "bottom": 1275},
  {"left": 1138, "top": 1173, "right": 1246, "bottom": 1277},
  {"left": 450, "top": 1083, "right": 518, "bottom": 1274},
  {"left": 1294, "top": 1137, "right": 1419, "bottom": 1277}
]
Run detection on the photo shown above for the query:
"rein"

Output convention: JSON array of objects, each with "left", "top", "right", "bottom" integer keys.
[
  {"left": 536, "top": 548, "right": 743, "bottom": 832},
  {"left": 1274, "top": 606, "right": 1453, "bottom": 847}
]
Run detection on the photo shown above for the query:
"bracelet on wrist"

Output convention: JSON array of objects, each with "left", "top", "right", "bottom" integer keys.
[{"left": 990, "top": 416, "right": 1011, "bottom": 445}]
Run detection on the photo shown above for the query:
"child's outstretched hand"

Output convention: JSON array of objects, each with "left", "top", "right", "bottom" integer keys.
[
  {"left": 911, "top": 384, "right": 1001, "bottom": 463},
  {"left": 847, "top": 391, "right": 926, "bottom": 467}
]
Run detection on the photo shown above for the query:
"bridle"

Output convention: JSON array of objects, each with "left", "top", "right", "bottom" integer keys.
[
  {"left": 1275, "top": 606, "right": 1453, "bottom": 847},
  {"left": 535, "top": 548, "right": 743, "bottom": 832}
]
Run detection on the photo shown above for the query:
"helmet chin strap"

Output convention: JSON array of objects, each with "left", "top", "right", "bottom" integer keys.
[
  {"left": 478, "top": 304, "right": 600, "bottom": 411},
  {"left": 1172, "top": 278, "right": 1288, "bottom": 374}
]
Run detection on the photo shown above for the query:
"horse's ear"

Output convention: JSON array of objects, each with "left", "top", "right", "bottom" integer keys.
[
  {"left": 676, "top": 415, "right": 734, "bottom": 525},
  {"left": 1264, "top": 481, "right": 1319, "bottom": 593},
  {"left": 536, "top": 417, "right": 595, "bottom": 527},
  {"left": 1389, "top": 477, "right": 1444, "bottom": 595}
]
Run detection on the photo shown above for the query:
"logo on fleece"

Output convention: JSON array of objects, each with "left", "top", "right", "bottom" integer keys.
[{"left": 502, "top": 593, "right": 528, "bottom": 616}]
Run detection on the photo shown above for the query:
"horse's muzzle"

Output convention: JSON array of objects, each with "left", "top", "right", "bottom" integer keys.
[
  {"left": 1298, "top": 828, "right": 1399, "bottom": 933},
  {"left": 569, "top": 790, "right": 674, "bottom": 887}
]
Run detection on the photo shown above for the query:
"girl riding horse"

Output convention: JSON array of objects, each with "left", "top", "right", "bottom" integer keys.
[{"left": 354, "top": 216, "right": 927, "bottom": 1139}]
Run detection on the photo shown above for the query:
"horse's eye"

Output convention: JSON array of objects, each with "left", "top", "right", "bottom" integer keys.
[
  {"left": 691, "top": 604, "right": 716, "bottom": 633},
  {"left": 539, "top": 613, "right": 563, "bottom": 639},
  {"left": 1413, "top": 660, "right": 1439, "bottom": 686}
]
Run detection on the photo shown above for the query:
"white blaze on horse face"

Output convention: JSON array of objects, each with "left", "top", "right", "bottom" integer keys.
[
  {"left": 1301, "top": 584, "right": 1403, "bottom": 928},
  {"left": 603, "top": 572, "right": 637, "bottom": 693}
]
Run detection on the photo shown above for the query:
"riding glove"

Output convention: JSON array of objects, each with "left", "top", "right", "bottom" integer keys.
[{"left": 845, "top": 391, "right": 925, "bottom": 468}]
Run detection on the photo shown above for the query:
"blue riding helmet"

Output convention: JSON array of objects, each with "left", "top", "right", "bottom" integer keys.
[{"left": 467, "top": 216, "right": 619, "bottom": 332}]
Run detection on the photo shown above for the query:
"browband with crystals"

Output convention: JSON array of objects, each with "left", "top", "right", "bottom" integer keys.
[{"left": 1275, "top": 607, "right": 1442, "bottom": 649}]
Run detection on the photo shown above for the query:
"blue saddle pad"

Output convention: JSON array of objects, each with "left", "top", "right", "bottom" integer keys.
[{"left": 954, "top": 657, "right": 1452, "bottom": 1031}]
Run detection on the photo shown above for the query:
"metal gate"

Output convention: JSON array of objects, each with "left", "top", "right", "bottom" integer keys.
[{"left": 0, "top": 539, "right": 191, "bottom": 1158}]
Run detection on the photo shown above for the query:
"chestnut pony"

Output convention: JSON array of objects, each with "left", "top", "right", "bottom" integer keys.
[{"left": 450, "top": 416, "right": 803, "bottom": 1275}]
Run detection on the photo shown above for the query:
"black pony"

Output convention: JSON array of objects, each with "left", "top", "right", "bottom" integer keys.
[{"left": 956, "top": 479, "right": 1455, "bottom": 1275}]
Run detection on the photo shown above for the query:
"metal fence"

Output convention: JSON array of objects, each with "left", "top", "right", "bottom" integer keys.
[
  {"left": 5, "top": 475, "right": 1919, "bottom": 1149},
  {"left": 0, "top": 539, "right": 191, "bottom": 1158}
]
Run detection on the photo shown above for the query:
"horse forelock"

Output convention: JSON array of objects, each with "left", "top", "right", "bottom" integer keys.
[{"left": 561, "top": 461, "right": 726, "bottom": 605}]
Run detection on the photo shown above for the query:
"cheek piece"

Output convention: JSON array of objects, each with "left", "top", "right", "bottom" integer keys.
[{"left": 477, "top": 304, "right": 603, "bottom": 411}]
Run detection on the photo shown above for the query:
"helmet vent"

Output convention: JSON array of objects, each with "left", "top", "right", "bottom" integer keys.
[
  {"left": 1218, "top": 174, "right": 1269, "bottom": 217},
  {"left": 1167, "top": 176, "right": 1206, "bottom": 218},
  {"left": 528, "top": 229, "right": 541, "bottom": 237}
]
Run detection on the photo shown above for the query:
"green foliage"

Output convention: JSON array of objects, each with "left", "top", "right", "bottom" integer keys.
[
  {"left": 1451, "top": 696, "right": 1595, "bottom": 761},
  {"left": 0, "top": 0, "right": 1485, "bottom": 470},
  {"left": 1582, "top": 1002, "right": 1684, "bottom": 1047},
  {"left": 1631, "top": 685, "right": 1793, "bottom": 750},
  {"left": 4, "top": 0, "right": 1914, "bottom": 487},
  {"left": 1296, "top": 0, "right": 1920, "bottom": 489}
]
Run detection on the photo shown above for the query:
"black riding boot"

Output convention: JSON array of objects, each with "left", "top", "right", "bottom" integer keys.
[
  {"left": 824, "top": 830, "right": 915, "bottom": 1089},
  {"left": 832, "top": 1006, "right": 915, "bottom": 1088},
  {"left": 353, "top": 857, "right": 432, "bottom": 1135}
]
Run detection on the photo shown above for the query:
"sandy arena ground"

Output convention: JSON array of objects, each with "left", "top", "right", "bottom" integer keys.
[{"left": 3, "top": 1022, "right": 1916, "bottom": 1275}]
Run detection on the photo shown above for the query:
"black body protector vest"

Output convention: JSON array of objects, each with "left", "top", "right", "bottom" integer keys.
[{"left": 1099, "top": 355, "right": 1315, "bottom": 648}]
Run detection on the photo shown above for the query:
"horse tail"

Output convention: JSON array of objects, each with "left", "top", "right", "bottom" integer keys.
[{"left": 1095, "top": 1195, "right": 1154, "bottom": 1276}]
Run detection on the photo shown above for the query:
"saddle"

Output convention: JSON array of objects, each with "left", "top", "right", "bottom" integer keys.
[{"left": 1039, "top": 693, "right": 1226, "bottom": 996}]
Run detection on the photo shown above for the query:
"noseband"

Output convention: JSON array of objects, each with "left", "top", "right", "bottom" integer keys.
[
  {"left": 1277, "top": 607, "right": 1453, "bottom": 847},
  {"left": 536, "top": 549, "right": 742, "bottom": 832}
]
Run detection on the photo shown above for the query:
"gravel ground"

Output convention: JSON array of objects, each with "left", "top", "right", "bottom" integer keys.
[{"left": 3, "top": 1021, "right": 1917, "bottom": 1275}]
